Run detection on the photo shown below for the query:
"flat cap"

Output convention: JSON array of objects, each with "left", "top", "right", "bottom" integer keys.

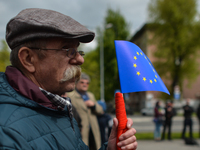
[{"left": 6, "top": 8, "right": 95, "bottom": 49}]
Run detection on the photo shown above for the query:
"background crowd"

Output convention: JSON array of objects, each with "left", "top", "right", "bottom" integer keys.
[
  {"left": 67, "top": 73, "right": 113, "bottom": 150},
  {"left": 153, "top": 98, "right": 200, "bottom": 145}
]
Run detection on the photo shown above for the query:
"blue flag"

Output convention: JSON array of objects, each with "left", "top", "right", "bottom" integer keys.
[{"left": 114, "top": 40, "right": 170, "bottom": 95}]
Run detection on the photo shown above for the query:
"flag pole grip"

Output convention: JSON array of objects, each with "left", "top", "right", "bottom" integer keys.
[{"left": 115, "top": 92, "right": 128, "bottom": 150}]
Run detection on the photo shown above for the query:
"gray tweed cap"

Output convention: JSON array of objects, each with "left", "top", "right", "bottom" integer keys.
[{"left": 6, "top": 8, "right": 95, "bottom": 49}]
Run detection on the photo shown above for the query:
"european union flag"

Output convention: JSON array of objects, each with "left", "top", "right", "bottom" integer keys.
[{"left": 114, "top": 40, "right": 170, "bottom": 95}]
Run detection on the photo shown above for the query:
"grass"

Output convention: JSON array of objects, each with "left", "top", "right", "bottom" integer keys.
[{"left": 136, "top": 132, "right": 200, "bottom": 140}]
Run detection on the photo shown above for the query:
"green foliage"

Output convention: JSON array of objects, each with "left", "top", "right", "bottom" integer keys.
[
  {"left": 82, "top": 8, "right": 130, "bottom": 101},
  {"left": 0, "top": 40, "right": 10, "bottom": 72},
  {"left": 103, "top": 8, "right": 130, "bottom": 101},
  {"left": 136, "top": 132, "right": 199, "bottom": 140},
  {"left": 82, "top": 49, "right": 101, "bottom": 100},
  {"left": 148, "top": 0, "right": 200, "bottom": 98}
]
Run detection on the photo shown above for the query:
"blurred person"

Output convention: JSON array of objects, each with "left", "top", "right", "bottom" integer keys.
[
  {"left": 61, "top": 92, "right": 82, "bottom": 131},
  {"left": 181, "top": 99, "right": 194, "bottom": 139},
  {"left": 196, "top": 103, "right": 200, "bottom": 138},
  {"left": 161, "top": 101, "right": 176, "bottom": 140},
  {"left": 97, "top": 100, "right": 113, "bottom": 145},
  {"left": 0, "top": 8, "right": 138, "bottom": 150},
  {"left": 153, "top": 101, "right": 164, "bottom": 141},
  {"left": 68, "top": 73, "right": 104, "bottom": 150}
]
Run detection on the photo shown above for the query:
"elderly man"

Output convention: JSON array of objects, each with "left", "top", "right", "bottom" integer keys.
[
  {"left": 0, "top": 8, "right": 137, "bottom": 150},
  {"left": 68, "top": 73, "right": 104, "bottom": 150}
]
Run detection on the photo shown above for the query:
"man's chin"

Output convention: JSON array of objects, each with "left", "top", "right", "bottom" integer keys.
[{"left": 62, "top": 82, "right": 76, "bottom": 93}]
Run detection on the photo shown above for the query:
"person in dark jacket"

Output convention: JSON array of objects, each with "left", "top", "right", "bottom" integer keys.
[
  {"left": 0, "top": 8, "right": 137, "bottom": 150},
  {"left": 61, "top": 92, "right": 82, "bottom": 132},
  {"left": 161, "top": 101, "right": 176, "bottom": 140},
  {"left": 181, "top": 99, "right": 194, "bottom": 139},
  {"left": 97, "top": 100, "right": 113, "bottom": 145},
  {"left": 196, "top": 103, "right": 200, "bottom": 138}
]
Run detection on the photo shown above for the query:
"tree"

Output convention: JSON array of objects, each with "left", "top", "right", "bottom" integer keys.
[
  {"left": 103, "top": 8, "right": 130, "bottom": 101},
  {"left": 82, "top": 8, "right": 130, "bottom": 101},
  {"left": 148, "top": 0, "right": 200, "bottom": 99},
  {"left": 82, "top": 49, "right": 101, "bottom": 99},
  {"left": 0, "top": 40, "right": 10, "bottom": 72}
]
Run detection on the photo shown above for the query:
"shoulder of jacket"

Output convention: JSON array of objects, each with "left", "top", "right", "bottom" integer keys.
[
  {"left": 87, "top": 91, "right": 95, "bottom": 97},
  {"left": 67, "top": 90, "right": 81, "bottom": 99}
]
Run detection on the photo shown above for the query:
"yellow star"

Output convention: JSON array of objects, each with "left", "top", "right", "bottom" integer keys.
[
  {"left": 145, "top": 56, "right": 147, "bottom": 59},
  {"left": 133, "top": 56, "right": 137, "bottom": 60},
  {"left": 136, "top": 71, "right": 140, "bottom": 76},
  {"left": 153, "top": 69, "right": 155, "bottom": 72},
  {"left": 143, "top": 77, "right": 146, "bottom": 81},
  {"left": 155, "top": 75, "right": 157, "bottom": 78},
  {"left": 150, "top": 80, "right": 153, "bottom": 84},
  {"left": 140, "top": 52, "right": 143, "bottom": 55},
  {"left": 133, "top": 64, "right": 137, "bottom": 68},
  {"left": 137, "top": 52, "right": 139, "bottom": 55},
  {"left": 154, "top": 79, "right": 157, "bottom": 82}
]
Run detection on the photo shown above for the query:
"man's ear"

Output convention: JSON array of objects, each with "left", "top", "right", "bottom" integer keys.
[{"left": 18, "top": 47, "right": 36, "bottom": 73}]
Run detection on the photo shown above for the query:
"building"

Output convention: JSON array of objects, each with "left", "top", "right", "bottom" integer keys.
[{"left": 128, "top": 24, "right": 200, "bottom": 111}]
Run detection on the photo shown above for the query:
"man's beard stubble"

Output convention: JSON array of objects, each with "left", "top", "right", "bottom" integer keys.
[{"left": 59, "top": 65, "right": 81, "bottom": 83}]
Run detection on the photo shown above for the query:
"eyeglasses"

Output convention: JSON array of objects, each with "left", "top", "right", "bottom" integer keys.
[
  {"left": 29, "top": 47, "right": 85, "bottom": 58},
  {"left": 80, "top": 81, "right": 89, "bottom": 85}
]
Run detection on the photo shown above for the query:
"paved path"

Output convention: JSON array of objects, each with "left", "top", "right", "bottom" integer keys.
[
  {"left": 108, "top": 115, "right": 200, "bottom": 149},
  {"left": 124, "top": 115, "right": 199, "bottom": 133},
  {"left": 137, "top": 139, "right": 200, "bottom": 150}
]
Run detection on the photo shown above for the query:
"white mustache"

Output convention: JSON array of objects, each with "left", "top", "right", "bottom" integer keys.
[{"left": 59, "top": 66, "right": 81, "bottom": 83}]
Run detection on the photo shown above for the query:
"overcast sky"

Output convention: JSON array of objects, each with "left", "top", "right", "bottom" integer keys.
[{"left": 0, "top": 0, "right": 200, "bottom": 51}]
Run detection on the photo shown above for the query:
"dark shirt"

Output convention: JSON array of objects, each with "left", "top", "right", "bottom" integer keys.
[
  {"left": 165, "top": 106, "right": 176, "bottom": 120},
  {"left": 196, "top": 104, "right": 200, "bottom": 120},
  {"left": 72, "top": 105, "right": 82, "bottom": 131},
  {"left": 183, "top": 105, "right": 194, "bottom": 119}
]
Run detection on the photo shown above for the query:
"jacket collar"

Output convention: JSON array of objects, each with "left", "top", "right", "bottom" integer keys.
[{"left": 5, "top": 66, "right": 57, "bottom": 109}]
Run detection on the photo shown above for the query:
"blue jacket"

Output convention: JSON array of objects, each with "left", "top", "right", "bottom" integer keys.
[{"left": 0, "top": 72, "right": 107, "bottom": 150}]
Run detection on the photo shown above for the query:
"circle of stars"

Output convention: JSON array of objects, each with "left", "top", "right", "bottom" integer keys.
[{"left": 133, "top": 51, "right": 158, "bottom": 84}]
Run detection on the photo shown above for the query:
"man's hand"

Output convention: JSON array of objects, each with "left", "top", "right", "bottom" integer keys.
[
  {"left": 84, "top": 100, "right": 95, "bottom": 107},
  {"left": 107, "top": 118, "right": 137, "bottom": 150}
]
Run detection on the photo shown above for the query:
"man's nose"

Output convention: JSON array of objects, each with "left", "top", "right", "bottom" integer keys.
[{"left": 69, "top": 52, "right": 84, "bottom": 65}]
